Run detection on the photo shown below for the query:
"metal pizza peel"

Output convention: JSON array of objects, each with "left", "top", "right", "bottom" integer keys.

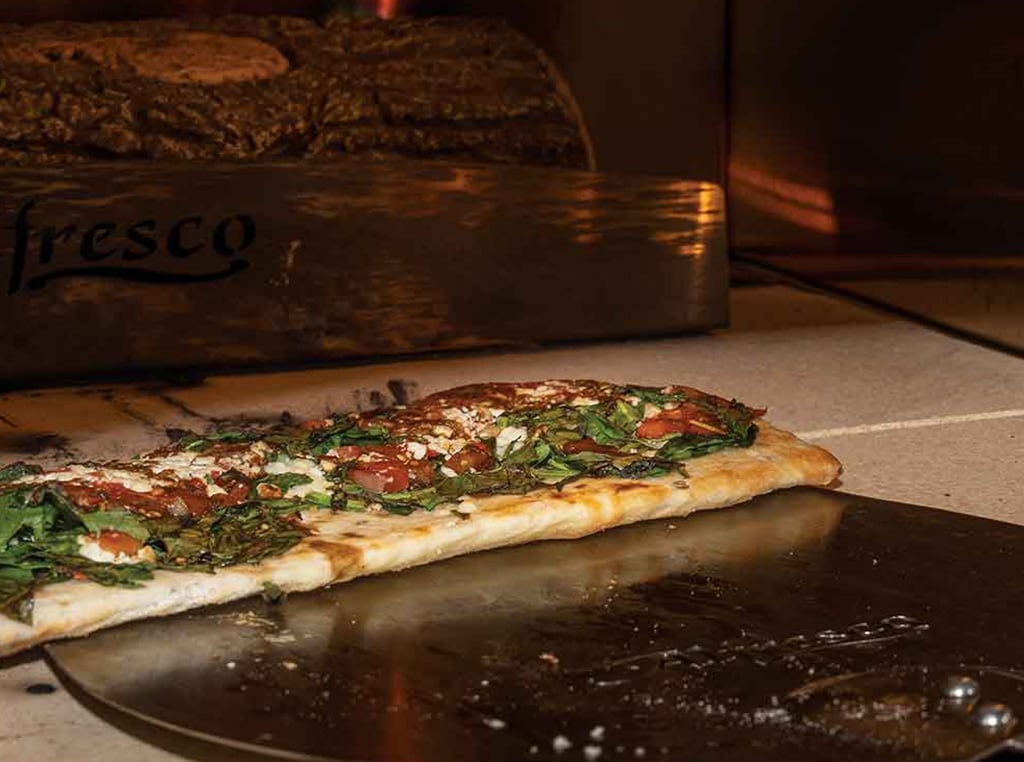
[{"left": 44, "top": 488, "right": 1024, "bottom": 761}]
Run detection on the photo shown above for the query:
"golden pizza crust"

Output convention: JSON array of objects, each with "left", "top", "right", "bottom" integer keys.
[{"left": 0, "top": 423, "right": 839, "bottom": 657}]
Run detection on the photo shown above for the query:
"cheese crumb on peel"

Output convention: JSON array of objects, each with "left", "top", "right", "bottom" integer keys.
[{"left": 552, "top": 735, "right": 572, "bottom": 753}]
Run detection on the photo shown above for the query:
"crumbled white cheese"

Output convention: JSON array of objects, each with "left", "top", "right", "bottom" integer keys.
[
  {"left": 144, "top": 451, "right": 204, "bottom": 473},
  {"left": 440, "top": 466, "right": 458, "bottom": 478},
  {"left": 264, "top": 456, "right": 329, "bottom": 498},
  {"left": 552, "top": 735, "right": 572, "bottom": 754},
  {"left": 517, "top": 382, "right": 565, "bottom": 399},
  {"left": 223, "top": 442, "right": 272, "bottom": 476},
  {"left": 441, "top": 406, "right": 479, "bottom": 431},
  {"left": 140, "top": 442, "right": 270, "bottom": 481},
  {"left": 16, "top": 465, "right": 157, "bottom": 493},
  {"left": 405, "top": 441, "right": 428, "bottom": 460},
  {"left": 424, "top": 430, "right": 468, "bottom": 456},
  {"left": 136, "top": 452, "right": 227, "bottom": 495},
  {"left": 205, "top": 482, "right": 227, "bottom": 497},
  {"left": 495, "top": 426, "right": 528, "bottom": 458},
  {"left": 570, "top": 397, "right": 600, "bottom": 407},
  {"left": 77, "top": 535, "right": 154, "bottom": 565}
]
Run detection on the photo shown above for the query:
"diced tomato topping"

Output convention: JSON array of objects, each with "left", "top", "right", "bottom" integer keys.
[
  {"left": 562, "top": 437, "right": 623, "bottom": 456},
  {"left": 96, "top": 530, "right": 142, "bottom": 557},
  {"left": 406, "top": 459, "right": 436, "bottom": 486},
  {"left": 256, "top": 482, "right": 283, "bottom": 499},
  {"left": 62, "top": 478, "right": 217, "bottom": 518},
  {"left": 636, "top": 403, "right": 727, "bottom": 439},
  {"left": 60, "top": 483, "right": 106, "bottom": 511},
  {"left": 160, "top": 478, "right": 217, "bottom": 516},
  {"left": 674, "top": 386, "right": 733, "bottom": 409},
  {"left": 299, "top": 418, "right": 333, "bottom": 431},
  {"left": 444, "top": 443, "right": 493, "bottom": 474},
  {"left": 211, "top": 471, "right": 252, "bottom": 508},
  {"left": 349, "top": 461, "right": 410, "bottom": 493},
  {"left": 331, "top": 445, "right": 364, "bottom": 461}
]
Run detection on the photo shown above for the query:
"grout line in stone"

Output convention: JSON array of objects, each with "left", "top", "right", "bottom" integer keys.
[{"left": 797, "top": 409, "right": 1024, "bottom": 441}]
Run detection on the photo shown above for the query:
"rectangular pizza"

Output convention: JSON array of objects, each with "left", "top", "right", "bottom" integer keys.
[{"left": 0, "top": 380, "right": 840, "bottom": 656}]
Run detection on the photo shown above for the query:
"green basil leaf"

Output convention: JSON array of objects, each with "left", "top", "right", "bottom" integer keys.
[
  {"left": 609, "top": 399, "right": 643, "bottom": 432},
  {"left": 79, "top": 510, "right": 150, "bottom": 542},
  {"left": 580, "top": 410, "right": 629, "bottom": 446},
  {"left": 259, "top": 473, "right": 314, "bottom": 492},
  {"left": 623, "top": 386, "right": 681, "bottom": 406},
  {"left": 377, "top": 486, "right": 450, "bottom": 512},
  {"left": 303, "top": 491, "right": 332, "bottom": 508},
  {"left": 657, "top": 434, "right": 734, "bottom": 461},
  {"left": 502, "top": 438, "right": 546, "bottom": 466},
  {"left": 529, "top": 454, "right": 584, "bottom": 484},
  {"left": 54, "top": 557, "right": 154, "bottom": 588},
  {"left": 607, "top": 459, "right": 675, "bottom": 479},
  {"left": 0, "top": 463, "right": 42, "bottom": 483},
  {"left": 0, "top": 490, "right": 57, "bottom": 548},
  {"left": 306, "top": 417, "right": 389, "bottom": 455},
  {"left": 180, "top": 430, "right": 254, "bottom": 452},
  {"left": 0, "top": 569, "right": 35, "bottom": 624},
  {"left": 336, "top": 495, "right": 367, "bottom": 512}
]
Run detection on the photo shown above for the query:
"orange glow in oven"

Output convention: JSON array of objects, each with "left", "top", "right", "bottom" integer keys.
[{"left": 376, "top": 0, "right": 399, "bottom": 19}]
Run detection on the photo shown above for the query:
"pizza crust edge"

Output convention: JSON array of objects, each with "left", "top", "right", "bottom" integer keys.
[{"left": 0, "top": 423, "right": 840, "bottom": 656}]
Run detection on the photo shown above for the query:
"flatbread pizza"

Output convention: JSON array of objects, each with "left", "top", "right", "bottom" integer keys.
[{"left": 0, "top": 380, "right": 840, "bottom": 656}]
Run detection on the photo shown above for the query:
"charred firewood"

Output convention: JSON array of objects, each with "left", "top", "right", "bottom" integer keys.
[{"left": 0, "top": 15, "right": 590, "bottom": 168}]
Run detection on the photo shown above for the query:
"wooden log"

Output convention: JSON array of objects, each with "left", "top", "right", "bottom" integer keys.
[{"left": 0, "top": 15, "right": 590, "bottom": 168}]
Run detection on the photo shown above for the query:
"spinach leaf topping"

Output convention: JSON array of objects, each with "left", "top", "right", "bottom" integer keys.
[
  {"left": 0, "top": 463, "right": 43, "bottom": 483},
  {"left": 176, "top": 430, "right": 255, "bottom": 452},
  {"left": 305, "top": 417, "right": 389, "bottom": 456},
  {"left": 79, "top": 510, "right": 150, "bottom": 542}
]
